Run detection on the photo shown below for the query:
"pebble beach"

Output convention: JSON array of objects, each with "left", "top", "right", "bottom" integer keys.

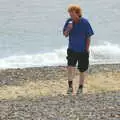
[{"left": 0, "top": 64, "right": 120, "bottom": 120}]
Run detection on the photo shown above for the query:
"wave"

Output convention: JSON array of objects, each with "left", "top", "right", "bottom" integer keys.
[
  {"left": 0, "top": 42, "right": 120, "bottom": 68},
  {"left": 90, "top": 42, "right": 120, "bottom": 64}
]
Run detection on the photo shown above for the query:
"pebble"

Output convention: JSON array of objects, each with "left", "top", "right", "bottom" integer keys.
[{"left": 0, "top": 64, "right": 120, "bottom": 119}]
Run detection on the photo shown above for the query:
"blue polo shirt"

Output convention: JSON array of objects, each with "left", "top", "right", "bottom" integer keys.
[{"left": 63, "top": 17, "right": 94, "bottom": 52}]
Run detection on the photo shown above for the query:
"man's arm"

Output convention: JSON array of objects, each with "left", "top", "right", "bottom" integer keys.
[
  {"left": 63, "top": 21, "right": 73, "bottom": 37},
  {"left": 86, "top": 37, "right": 91, "bottom": 52}
]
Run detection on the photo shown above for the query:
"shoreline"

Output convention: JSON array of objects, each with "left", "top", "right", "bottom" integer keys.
[
  {"left": 0, "top": 63, "right": 120, "bottom": 73},
  {"left": 0, "top": 63, "right": 120, "bottom": 100}
]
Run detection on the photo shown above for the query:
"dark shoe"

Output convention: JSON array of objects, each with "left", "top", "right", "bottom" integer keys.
[
  {"left": 76, "top": 88, "right": 83, "bottom": 95},
  {"left": 67, "top": 87, "right": 73, "bottom": 95}
]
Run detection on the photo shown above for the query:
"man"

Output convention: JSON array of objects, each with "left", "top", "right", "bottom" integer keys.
[{"left": 63, "top": 4, "right": 94, "bottom": 95}]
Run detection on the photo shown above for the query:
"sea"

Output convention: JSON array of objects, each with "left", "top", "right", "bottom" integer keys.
[{"left": 0, "top": 0, "right": 120, "bottom": 68}]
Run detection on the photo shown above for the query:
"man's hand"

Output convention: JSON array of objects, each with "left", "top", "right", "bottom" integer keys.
[
  {"left": 67, "top": 21, "right": 73, "bottom": 30},
  {"left": 63, "top": 21, "right": 73, "bottom": 37},
  {"left": 63, "top": 31, "right": 69, "bottom": 37}
]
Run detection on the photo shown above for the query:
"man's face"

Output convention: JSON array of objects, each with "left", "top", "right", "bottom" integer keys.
[
  {"left": 69, "top": 11, "right": 79, "bottom": 21},
  {"left": 69, "top": 11, "right": 75, "bottom": 18}
]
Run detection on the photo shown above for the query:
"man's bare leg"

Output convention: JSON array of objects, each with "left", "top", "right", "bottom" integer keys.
[
  {"left": 79, "top": 72, "right": 85, "bottom": 85},
  {"left": 67, "top": 66, "right": 75, "bottom": 94},
  {"left": 76, "top": 72, "right": 85, "bottom": 94}
]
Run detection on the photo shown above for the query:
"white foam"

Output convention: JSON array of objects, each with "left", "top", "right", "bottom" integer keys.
[
  {"left": 0, "top": 42, "right": 120, "bottom": 69},
  {"left": 0, "top": 47, "right": 67, "bottom": 68},
  {"left": 90, "top": 42, "right": 120, "bottom": 64}
]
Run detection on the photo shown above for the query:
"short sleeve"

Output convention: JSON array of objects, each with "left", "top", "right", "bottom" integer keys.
[{"left": 85, "top": 20, "right": 94, "bottom": 38}]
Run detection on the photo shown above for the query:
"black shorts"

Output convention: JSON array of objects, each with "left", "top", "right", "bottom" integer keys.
[{"left": 66, "top": 48, "right": 89, "bottom": 72}]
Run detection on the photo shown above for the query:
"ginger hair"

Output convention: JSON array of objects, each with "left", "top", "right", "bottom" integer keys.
[{"left": 68, "top": 4, "right": 82, "bottom": 17}]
